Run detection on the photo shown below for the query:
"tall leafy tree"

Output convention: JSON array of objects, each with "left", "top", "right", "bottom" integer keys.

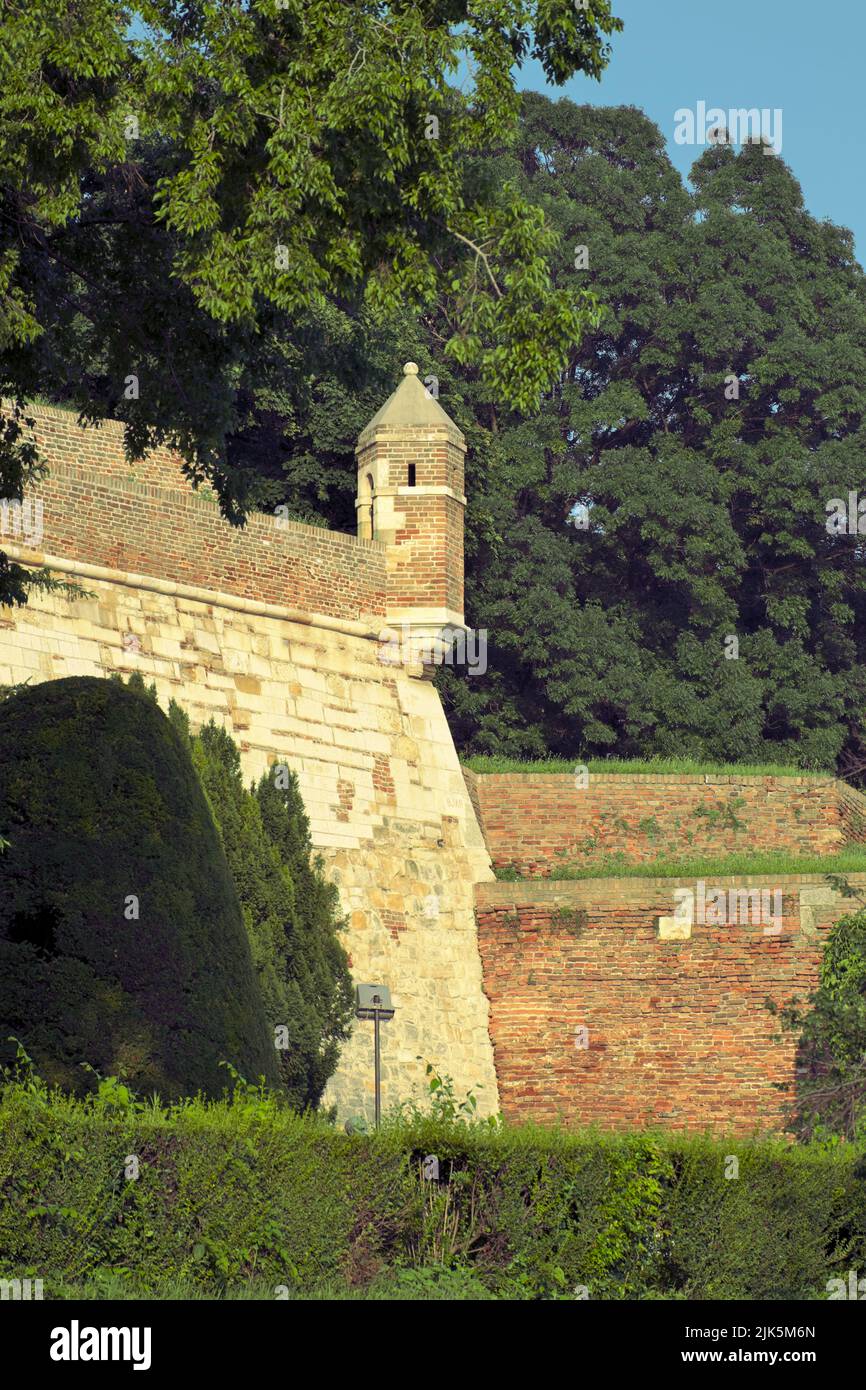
[
  {"left": 204, "top": 95, "right": 866, "bottom": 770},
  {"left": 0, "top": 0, "right": 622, "bottom": 603},
  {"left": 0, "top": 0, "right": 132, "bottom": 604},
  {"left": 441, "top": 97, "right": 866, "bottom": 770}
]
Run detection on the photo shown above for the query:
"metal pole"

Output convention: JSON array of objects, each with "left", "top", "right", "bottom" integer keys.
[{"left": 374, "top": 1006, "right": 381, "bottom": 1128}]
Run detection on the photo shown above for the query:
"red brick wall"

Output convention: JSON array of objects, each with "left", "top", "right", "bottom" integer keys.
[
  {"left": 468, "top": 772, "right": 847, "bottom": 875},
  {"left": 16, "top": 405, "right": 387, "bottom": 620},
  {"left": 25, "top": 406, "right": 199, "bottom": 493},
  {"left": 389, "top": 490, "right": 463, "bottom": 613},
  {"left": 357, "top": 425, "right": 465, "bottom": 615},
  {"left": 475, "top": 875, "right": 861, "bottom": 1134}
]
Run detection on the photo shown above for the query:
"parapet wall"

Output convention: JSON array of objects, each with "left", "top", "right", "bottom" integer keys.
[
  {"left": 465, "top": 769, "right": 851, "bottom": 876},
  {"left": 14, "top": 406, "right": 387, "bottom": 621},
  {"left": 475, "top": 875, "right": 864, "bottom": 1135}
]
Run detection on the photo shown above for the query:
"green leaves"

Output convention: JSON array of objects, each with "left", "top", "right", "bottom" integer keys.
[
  {"left": 434, "top": 96, "right": 866, "bottom": 768},
  {"left": 781, "top": 906, "right": 866, "bottom": 1142},
  {"left": 132, "top": 0, "right": 620, "bottom": 406},
  {"left": 187, "top": 716, "right": 353, "bottom": 1112},
  {"left": 0, "top": 0, "right": 622, "bottom": 606}
]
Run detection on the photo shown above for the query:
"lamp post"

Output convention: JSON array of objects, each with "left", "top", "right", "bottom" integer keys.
[{"left": 355, "top": 983, "right": 395, "bottom": 1127}]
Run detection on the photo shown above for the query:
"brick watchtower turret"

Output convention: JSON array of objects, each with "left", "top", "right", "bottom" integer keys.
[{"left": 356, "top": 363, "right": 466, "bottom": 661}]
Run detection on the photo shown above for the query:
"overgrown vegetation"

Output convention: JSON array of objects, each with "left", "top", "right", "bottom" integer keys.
[
  {"left": 465, "top": 756, "right": 829, "bottom": 777},
  {"left": 774, "top": 904, "right": 866, "bottom": 1143},
  {"left": 494, "top": 849, "right": 866, "bottom": 882},
  {"left": 1, "top": 1055, "right": 863, "bottom": 1302}
]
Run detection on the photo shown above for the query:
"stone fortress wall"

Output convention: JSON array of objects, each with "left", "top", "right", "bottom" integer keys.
[
  {"left": 0, "top": 372, "right": 501, "bottom": 1122},
  {"left": 3, "top": 376, "right": 865, "bottom": 1133}
]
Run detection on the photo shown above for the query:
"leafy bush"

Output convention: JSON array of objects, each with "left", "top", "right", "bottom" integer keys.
[
  {"left": 0, "top": 677, "right": 278, "bottom": 1098},
  {"left": 2, "top": 1061, "right": 864, "bottom": 1301},
  {"left": 167, "top": 701, "right": 354, "bottom": 1111},
  {"left": 775, "top": 904, "right": 866, "bottom": 1142}
]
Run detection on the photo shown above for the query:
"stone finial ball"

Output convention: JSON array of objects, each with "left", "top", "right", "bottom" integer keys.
[{"left": 403, "top": 362, "right": 419, "bottom": 375}]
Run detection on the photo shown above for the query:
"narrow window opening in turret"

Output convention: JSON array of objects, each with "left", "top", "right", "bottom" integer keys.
[{"left": 407, "top": 464, "right": 416, "bottom": 487}]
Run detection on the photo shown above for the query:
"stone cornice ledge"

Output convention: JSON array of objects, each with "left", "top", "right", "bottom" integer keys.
[{"left": 2, "top": 543, "right": 383, "bottom": 641}]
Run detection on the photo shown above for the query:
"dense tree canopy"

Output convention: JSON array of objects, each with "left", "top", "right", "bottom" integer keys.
[
  {"left": 249, "top": 96, "right": 866, "bottom": 770},
  {"left": 0, "top": 0, "right": 621, "bottom": 602},
  {"left": 441, "top": 96, "right": 866, "bottom": 769},
  {"left": 5, "top": 10, "right": 865, "bottom": 769}
]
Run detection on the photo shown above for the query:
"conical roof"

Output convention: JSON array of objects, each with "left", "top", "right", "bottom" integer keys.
[{"left": 359, "top": 363, "right": 461, "bottom": 439}]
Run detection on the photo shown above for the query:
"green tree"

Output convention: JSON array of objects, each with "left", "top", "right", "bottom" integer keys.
[
  {"left": 0, "top": 0, "right": 622, "bottom": 603},
  {"left": 0, "top": 676, "right": 278, "bottom": 1096},
  {"left": 190, "top": 94, "right": 866, "bottom": 772},
  {"left": 776, "top": 905, "right": 866, "bottom": 1142},
  {"left": 439, "top": 97, "right": 866, "bottom": 770},
  {"left": 168, "top": 701, "right": 353, "bottom": 1111},
  {"left": 255, "top": 762, "right": 355, "bottom": 1104}
]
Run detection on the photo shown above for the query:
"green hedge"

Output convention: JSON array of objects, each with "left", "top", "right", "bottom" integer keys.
[
  {"left": 0, "top": 677, "right": 278, "bottom": 1097},
  {"left": 2, "top": 1075, "right": 865, "bottom": 1300}
]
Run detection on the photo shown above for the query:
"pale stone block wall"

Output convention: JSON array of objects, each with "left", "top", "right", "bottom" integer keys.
[{"left": 0, "top": 563, "right": 499, "bottom": 1121}]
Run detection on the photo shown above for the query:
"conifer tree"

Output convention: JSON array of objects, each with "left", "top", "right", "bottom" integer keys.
[
  {"left": 167, "top": 699, "right": 353, "bottom": 1110},
  {"left": 0, "top": 676, "right": 278, "bottom": 1096}
]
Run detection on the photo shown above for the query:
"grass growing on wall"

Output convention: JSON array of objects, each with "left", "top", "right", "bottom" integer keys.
[
  {"left": 464, "top": 755, "right": 832, "bottom": 777},
  {"left": 493, "top": 848, "right": 866, "bottom": 882},
  {"left": 2, "top": 1063, "right": 865, "bottom": 1301}
]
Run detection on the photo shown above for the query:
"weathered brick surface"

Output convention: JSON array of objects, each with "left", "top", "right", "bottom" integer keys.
[
  {"left": 15, "top": 406, "right": 387, "bottom": 620},
  {"left": 469, "top": 772, "right": 848, "bottom": 876},
  {"left": 475, "top": 875, "right": 865, "bottom": 1134}
]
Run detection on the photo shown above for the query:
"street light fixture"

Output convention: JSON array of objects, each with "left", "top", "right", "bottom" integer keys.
[{"left": 355, "top": 983, "right": 395, "bottom": 1128}]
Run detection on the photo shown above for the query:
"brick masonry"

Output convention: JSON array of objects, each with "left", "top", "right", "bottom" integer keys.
[
  {"left": 475, "top": 875, "right": 866, "bottom": 1135},
  {"left": 15, "top": 405, "right": 387, "bottom": 620},
  {"left": 0, "top": 402, "right": 500, "bottom": 1122},
  {"left": 357, "top": 427, "right": 465, "bottom": 616},
  {"left": 465, "top": 769, "right": 849, "bottom": 876}
]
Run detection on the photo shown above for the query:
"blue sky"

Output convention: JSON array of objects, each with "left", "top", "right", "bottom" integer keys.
[{"left": 516, "top": 0, "right": 865, "bottom": 260}]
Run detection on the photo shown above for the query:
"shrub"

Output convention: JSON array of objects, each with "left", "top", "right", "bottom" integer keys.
[
  {"left": 165, "top": 699, "right": 354, "bottom": 1111},
  {"left": 253, "top": 759, "right": 354, "bottom": 1106},
  {"left": 2, "top": 1065, "right": 864, "bottom": 1301},
  {"left": 775, "top": 904, "right": 866, "bottom": 1142},
  {"left": 0, "top": 677, "right": 278, "bottom": 1098}
]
